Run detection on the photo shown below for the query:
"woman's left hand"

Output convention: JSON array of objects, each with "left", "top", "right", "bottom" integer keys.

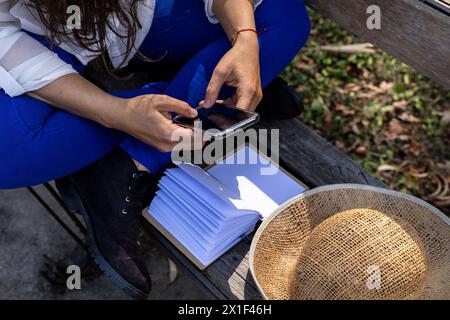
[{"left": 204, "top": 32, "right": 262, "bottom": 111}]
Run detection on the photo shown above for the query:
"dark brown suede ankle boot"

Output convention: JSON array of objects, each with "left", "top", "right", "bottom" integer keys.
[
  {"left": 257, "top": 77, "right": 304, "bottom": 119},
  {"left": 56, "top": 147, "right": 158, "bottom": 299}
]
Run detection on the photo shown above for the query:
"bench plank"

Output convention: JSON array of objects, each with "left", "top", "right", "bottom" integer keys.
[
  {"left": 254, "top": 119, "right": 385, "bottom": 188},
  {"left": 305, "top": 0, "right": 450, "bottom": 89},
  {"left": 143, "top": 117, "right": 384, "bottom": 299}
]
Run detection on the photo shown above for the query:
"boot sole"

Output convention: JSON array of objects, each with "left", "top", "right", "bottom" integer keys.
[{"left": 56, "top": 177, "right": 149, "bottom": 300}]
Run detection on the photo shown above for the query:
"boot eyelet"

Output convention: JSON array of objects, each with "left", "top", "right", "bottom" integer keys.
[
  {"left": 132, "top": 173, "right": 138, "bottom": 178},
  {"left": 122, "top": 209, "right": 128, "bottom": 215},
  {"left": 125, "top": 196, "right": 131, "bottom": 203},
  {"left": 128, "top": 186, "right": 132, "bottom": 191}
]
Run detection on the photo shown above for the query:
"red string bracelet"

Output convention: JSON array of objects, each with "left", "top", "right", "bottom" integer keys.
[{"left": 230, "top": 28, "right": 258, "bottom": 46}]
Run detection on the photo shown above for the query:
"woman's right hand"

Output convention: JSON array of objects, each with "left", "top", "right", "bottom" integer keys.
[{"left": 112, "top": 94, "right": 198, "bottom": 152}]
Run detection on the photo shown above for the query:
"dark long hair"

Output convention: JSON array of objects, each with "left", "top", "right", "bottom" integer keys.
[{"left": 27, "top": 0, "right": 142, "bottom": 72}]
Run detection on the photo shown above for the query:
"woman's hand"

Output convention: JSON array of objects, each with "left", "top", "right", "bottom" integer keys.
[
  {"left": 113, "top": 95, "right": 198, "bottom": 152},
  {"left": 205, "top": 0, "right": 263, "bottom": 111},
  {"left": 204, "top": 32, "right": 262, "bottom": 111}
]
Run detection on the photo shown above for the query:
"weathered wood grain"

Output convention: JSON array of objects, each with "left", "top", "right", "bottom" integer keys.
[
  {"left": 305, "top": 0, "right": 450, "bottom": 89},
  {"left": 143, "top": 117, "right": 384, "bottom": 300}
]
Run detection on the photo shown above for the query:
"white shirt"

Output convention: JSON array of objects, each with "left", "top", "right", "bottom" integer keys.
[{"left": 0, "top": 0, "right": 262, "bottom": 97}]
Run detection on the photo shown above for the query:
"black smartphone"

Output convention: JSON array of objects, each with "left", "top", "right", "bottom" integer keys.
[{"left": 173, "top": 103, "right": 260, "bottom": 139}]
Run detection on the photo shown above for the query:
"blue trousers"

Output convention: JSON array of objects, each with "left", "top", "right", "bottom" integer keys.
[{"left": 0, "top": 0, "right": 310, "bottom": 189}]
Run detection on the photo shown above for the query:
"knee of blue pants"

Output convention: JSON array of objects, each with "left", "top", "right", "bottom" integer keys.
[
  {"left": 283, "top": 0, "right": 311, "bottom": 54},
  {"left": 256, "top": 0, "right": 311, "bottom": 84},
  {"left": 258, "top": 0, "right": 310, "bottom": 43}
]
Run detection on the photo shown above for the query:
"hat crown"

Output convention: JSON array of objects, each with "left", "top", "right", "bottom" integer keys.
[{"left": 289, "top": 208, "right": 427, "bottom": 300}]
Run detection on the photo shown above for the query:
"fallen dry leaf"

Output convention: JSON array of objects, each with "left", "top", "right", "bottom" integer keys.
[
  {"left": 365, "top": 82, "right": 393, "bottom": 94},
  {"left": 355, "top": 145, "right": 367, "bottom": 155},
  {"left": 294, "top": 56, "right": 317, "bottom": 70},
  {"left": 441, "top": 110, "right": 450, "bottom": 126},
  {"left": 377, "top": 164, "right": 399, "bottom": 173},
  {"left": 425, "top": 174, "right": 444, "bottom": 200},
  {"left": 393, "top": 100, "right": 408, "bottom": 110},
  {"left": 379, "top": 81, "right": 394, "bottom": 93},
  {"left": 335, "top": 141, "right": 346, "bottom": 151},
  {"left": 383, "top": 119, "right": 409, "bottom": 141},
  {"left": 351, "top": 125, "right": 360, "bottom": 136},
  {"left": 335, "top": 103, "right": 355, "bottom": 116},
  {"left": 409, "top": 138, "right": 422, "bottom": 156},
  {"left": 399, "top": 112, "right": 421, "bottom": 124},
  {"left": 437, "top": 161, "right": 450, "bottom": 172}
]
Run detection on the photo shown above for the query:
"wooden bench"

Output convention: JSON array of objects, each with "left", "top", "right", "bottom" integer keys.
[{"left": 305, "top": 0, "right": 450, "bottom": 90}]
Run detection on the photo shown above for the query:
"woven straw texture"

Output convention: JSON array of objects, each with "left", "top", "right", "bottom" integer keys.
[{"left": 250, "top": 185, "right": 450, "bottom": 300}]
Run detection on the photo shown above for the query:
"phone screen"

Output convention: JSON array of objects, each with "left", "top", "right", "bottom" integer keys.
[{"left": 174, "top": 104, "right": 259, "bottom": 132}]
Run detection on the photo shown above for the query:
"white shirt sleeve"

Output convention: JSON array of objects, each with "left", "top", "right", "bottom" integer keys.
[
  {"left": 203, "top": 0, "right": 264, "bottom": 24},
  {"left": 0, "top": 0, "right": 77, "bottom": 97}
]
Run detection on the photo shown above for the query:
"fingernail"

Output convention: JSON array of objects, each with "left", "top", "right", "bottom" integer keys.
[{"left": 204, "top": 99, "right": 212, "bottom": 108}]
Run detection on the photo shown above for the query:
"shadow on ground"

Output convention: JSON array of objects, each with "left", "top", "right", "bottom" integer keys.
[{"left": 0, "top": 187, "right": 208, "bottom": 300}]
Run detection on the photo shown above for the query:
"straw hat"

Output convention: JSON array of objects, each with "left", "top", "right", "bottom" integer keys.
[{"left": 249, "top": 184, "right": 450, "bottom": 300}]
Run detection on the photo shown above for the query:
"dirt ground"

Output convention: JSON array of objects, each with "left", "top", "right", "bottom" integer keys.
[{"left": 0, "top": 186, "right": 208, "bottom": 300}]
